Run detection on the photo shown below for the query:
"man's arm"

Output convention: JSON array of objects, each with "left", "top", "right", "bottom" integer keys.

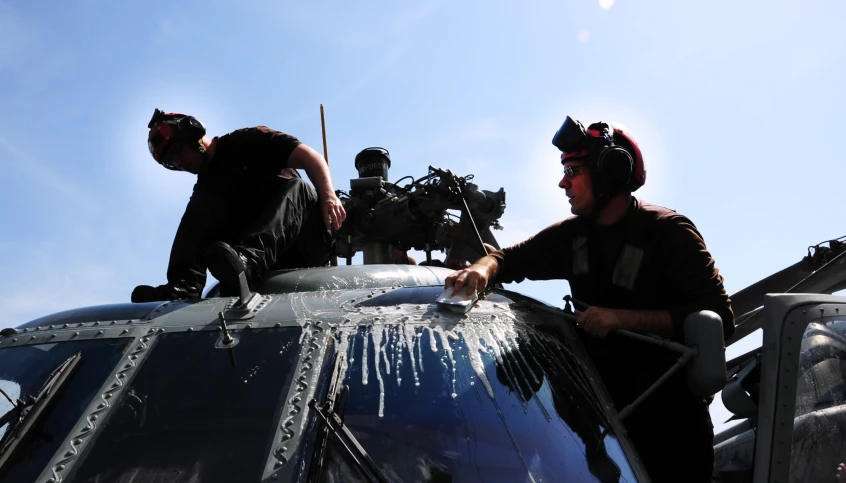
[
  {"left": 446, "top": 221, "right": 570, "bottom": 296},
  {"left": 287, "top": 144, "right": 346, "bottom": 231},
  {"left": 663, "top": 217, "right": 735, "bottom": 341}
]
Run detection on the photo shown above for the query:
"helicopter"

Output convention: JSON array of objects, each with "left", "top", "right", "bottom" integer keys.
[{"left": 0, "top": 148, "right": 830, "bottom": 483}]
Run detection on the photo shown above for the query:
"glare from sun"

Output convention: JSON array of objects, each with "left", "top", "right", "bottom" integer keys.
[
  {"left": 599, "top": 0, "right": 615, "bottom": 9},
  {"left": 578, "top": 29, "right": 590, "bottom": 42}
]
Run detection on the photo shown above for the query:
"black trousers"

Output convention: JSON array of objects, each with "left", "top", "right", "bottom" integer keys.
[
  {"left": 623, "top": 398, "right": 715, "bottom": 483},
  {"left": 167, "top": 178, "right": 335, "bottom": 294}
]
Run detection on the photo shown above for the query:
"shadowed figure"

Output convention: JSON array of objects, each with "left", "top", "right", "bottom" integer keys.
[{"left": 494, "top": 329, "right": 623, "bottom": 483}]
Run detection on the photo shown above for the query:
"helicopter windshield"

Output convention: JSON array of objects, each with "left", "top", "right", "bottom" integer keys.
[
  {"left": 0, "top": 339, "right": 132, "bottom": 483},
  {"left": 67, "top": 328, "right": 302, "bottom": 483},
  {"left": 313, "top": 315, "right": 639, "bottom": 482}
]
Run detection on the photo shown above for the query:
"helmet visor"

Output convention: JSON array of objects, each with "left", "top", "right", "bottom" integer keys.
[{"left": 552, "top": 116, "right": 588, "bottom": 153}]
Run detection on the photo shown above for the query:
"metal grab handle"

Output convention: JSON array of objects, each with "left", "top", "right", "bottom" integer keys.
[
  {"left": 563, "top": 296, "right": 692, "bottom": 354},
  {"left": 558, "top": 296, "right": 700, "bottom": 424}
]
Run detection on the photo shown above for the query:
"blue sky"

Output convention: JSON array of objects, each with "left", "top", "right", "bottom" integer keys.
[{"left": 1, "top": 0, "right": 844, "bottom": 433}]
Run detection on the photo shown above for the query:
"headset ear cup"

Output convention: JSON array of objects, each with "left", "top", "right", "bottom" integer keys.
[
  {"left": 178, "top": 116, "right": 206, "bottom": 141},
  {"left": 597, "top": 147, "right": 633, "bottom": 193}
]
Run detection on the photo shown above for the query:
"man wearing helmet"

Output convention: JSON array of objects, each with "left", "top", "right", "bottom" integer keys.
[
  {"left": 132, "top": 109, "right": 346, "bottom": 302},
  {"left": 444, "top": 116, "right": 734, "bottom": 482}
]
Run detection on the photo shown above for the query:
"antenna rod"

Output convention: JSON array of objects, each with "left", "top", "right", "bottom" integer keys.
[
  {"left": 320, "top": 104, "right": 339, "bottom": 267},
  {"left": 320, "top": 104, "right": 329, "bottom": 164}
]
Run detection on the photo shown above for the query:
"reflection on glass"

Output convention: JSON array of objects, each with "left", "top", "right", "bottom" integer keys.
[
  {"left": 70, "top": 328, "right": 301, "bottom": 483},
  {"left": 795, "top": 318, "right": 846, "bottom": 416},
  {"left": 0, "top": 339, "right": 131, "bottom": 483},
  {"left": 0, "top": 380, "right": 21, "bottom": 440},
  {"left": 790, "top": 316, "right": 846, "bottom": 482},
  {"left": 320, "top": 322, "right": 637, "bottom": 483}
]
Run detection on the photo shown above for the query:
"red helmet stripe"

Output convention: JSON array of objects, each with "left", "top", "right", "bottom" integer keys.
[{"left": 561, "top": 149, "right": 590, "bottom": 163}]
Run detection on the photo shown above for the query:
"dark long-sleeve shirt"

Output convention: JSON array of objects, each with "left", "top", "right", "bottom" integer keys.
[{"left": 490, "top": 198, "right": 735, "bottom": 409}]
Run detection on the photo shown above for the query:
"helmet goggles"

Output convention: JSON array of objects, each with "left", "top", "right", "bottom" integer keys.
[{"left": 552, "top": 116, "right": 614, "bottom": 163}]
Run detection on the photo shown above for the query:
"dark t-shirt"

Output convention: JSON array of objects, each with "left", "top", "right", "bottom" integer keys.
[
  {"left": 166, "top": 127, "right": 304, "bottom": 292},
  {"left": 489, "top": 198, "right": 735, "bottom": 410},
  {"left": 195, "top": 126, "right": 301, "bottom": 208}
]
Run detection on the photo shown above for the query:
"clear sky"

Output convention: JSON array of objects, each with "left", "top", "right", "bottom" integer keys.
[{"left": 1, "top": 0, "right": 844, "bottom": 435}]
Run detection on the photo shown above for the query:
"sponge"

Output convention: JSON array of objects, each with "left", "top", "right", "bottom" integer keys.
[{"left": 435, "top": 288, "right": 479, "bottom": 314}]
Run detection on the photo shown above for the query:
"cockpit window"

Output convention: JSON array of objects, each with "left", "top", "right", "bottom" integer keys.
[
  {"left": 68, "top": 328, "right": 301, "bottom": 483},
  {"left": 0, "top": 339, "right": 132, "bottom": 483},
  {"left": 316, "top": 323, "right": 638, "bottom": 482},
  {"left": 788, "top": 316, "right": 846, "bottom": 482},
  {"left": 795, "top": 317, "right": 846, "bottom": 416}
]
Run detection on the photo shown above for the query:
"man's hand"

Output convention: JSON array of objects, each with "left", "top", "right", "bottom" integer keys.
[
  {"left": 287, "top": 144, "right": 345, "bottom": 231},
  {"left": 444, "top": 258, "right": 497, "bottom": 297},
  {"left": 576, "top": 307, "right": 623, "bottom": 337},
  {"left": 322, "top": 193, "right": 346, "bottom": 231}
]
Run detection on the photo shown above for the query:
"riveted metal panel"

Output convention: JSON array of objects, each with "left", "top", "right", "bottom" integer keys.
[
  {"left": 32, "top": 331, "right": 155, "bottom": 483},
  {"left": 262, "top": 317, "right": 332, "bottom": 482},
  {"left": 15, "top": 301, "right": 188, "bottom": 330}
]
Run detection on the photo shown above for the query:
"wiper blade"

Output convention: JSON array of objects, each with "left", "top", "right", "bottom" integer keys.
[
  {"left": 308, "top": 396, "right": 388, "bottom": 483},
  {"left": 308, "top": 347, "right": 388, "bottom": 483},
  {"left": 0, "top": 352, "right": 82, "bottom": 470}
]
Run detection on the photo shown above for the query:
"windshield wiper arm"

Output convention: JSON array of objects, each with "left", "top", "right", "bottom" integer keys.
[
  {"left": 308, "top": 396, "right": 388, "bottom": 483},
  {"left": 0, "top": 352, "right": 82, "bottom": 470},
  {"left": 307, "top": 347, "right": 388, "bottom": 483}
]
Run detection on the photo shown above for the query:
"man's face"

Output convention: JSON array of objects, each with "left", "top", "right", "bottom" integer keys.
[
  {"left": 163, "top": 143, "right": 204, "bottom": 174},
  {"left": 558, "top": 159, "right": 595, "bottom": 216}
]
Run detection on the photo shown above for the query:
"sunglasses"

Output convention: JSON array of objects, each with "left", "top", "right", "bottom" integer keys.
[{"left": 562, "top": 164, "right": 587, "bottom": 179}]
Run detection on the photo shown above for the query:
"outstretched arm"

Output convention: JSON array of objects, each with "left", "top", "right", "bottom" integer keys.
[
  {"left": 287, "top": 144, "right": 346, "bottom": 231},
  {"left": 446, "top": 221, "right": 572, "bottom": 296}
]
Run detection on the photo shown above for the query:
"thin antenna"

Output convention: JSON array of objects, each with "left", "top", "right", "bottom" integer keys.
[
  {"left": 320, "top": 104, "right": 339, "bottom": 267},
  {"left": 320, "top": 104, "right": 329, "bottom": 164}
]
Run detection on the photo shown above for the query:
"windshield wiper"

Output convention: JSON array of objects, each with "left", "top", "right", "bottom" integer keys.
[
  {"left": 307, "top": 348, "right": 388, "bottom": 483},
  {"left": 0, "top": 352, "right": 82, "bottom": 470}
]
